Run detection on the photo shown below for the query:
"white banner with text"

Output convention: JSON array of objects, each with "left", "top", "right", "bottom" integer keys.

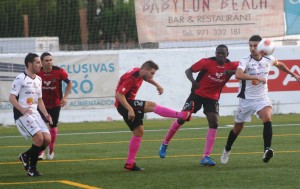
[
  {"left": 0, "top": 53, "right": 119, "bottom": 111},
  {"left": 135, "top": 0, "right": 285, "bottom": 43}
]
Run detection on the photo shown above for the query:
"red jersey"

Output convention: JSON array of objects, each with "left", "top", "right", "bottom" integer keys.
[
  {"left": 37, "top": 66, "right": 69, "bottom": 108},
  {"left": 115, "top": 68, "right": 143, "bottom": 107},
  {"left": 191, "top": 57, "right": 238, "bottom": 100}
]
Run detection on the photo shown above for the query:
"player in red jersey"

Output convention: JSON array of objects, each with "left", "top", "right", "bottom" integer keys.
[
  {"left": 158, "top": 44, "right": 238, "bottom": 166},
  {"left": 37, "top": 52, "right": 72, "bottom": 160},
  {"left": 115, "top": 60, "right": 194, "bottom": 171}
]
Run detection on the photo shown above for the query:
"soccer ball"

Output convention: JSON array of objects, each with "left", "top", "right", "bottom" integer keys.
[{"left": 256, "top": 39, "right": 275, "bottom": 56}]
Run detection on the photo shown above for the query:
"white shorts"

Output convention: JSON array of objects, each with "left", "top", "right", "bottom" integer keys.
[
  {"left": 235, "top": 97, "right": 272, "bottom": 123},
  {"left": 16, "top": 113, "right": 50, "bottom": 139}
]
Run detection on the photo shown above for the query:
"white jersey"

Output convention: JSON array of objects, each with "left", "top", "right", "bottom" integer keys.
[
  {"left": 10, "top": 72, "right": 42, "bottom": 119},
  {"left": 237, "top": 55, "right": 277, "bottom": 99}
]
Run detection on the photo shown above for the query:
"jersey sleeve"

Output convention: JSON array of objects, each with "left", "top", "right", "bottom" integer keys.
[
  {"left": 268, "top": 55, "right": 278, "bottom": 66},
  {"left": 237, "top": 57, "right": 248, "bottom": 71},
  {"left": 231, "top": 61, "right": 239, "bottom": 70},
  {"left": 116, "top": 77, "right": 135, "bottom": 95},
  {"left": 191, "top": 59, "right": 207, "bottom": 72},
  {"left": 37, "top": 76, "right": 43, "bottom": 98},
  {"left": 60, "top": 68, "right": 70, "bottom": 82},
  {"left": 10, "top": 75, "right": 23, "bottom": 96}
]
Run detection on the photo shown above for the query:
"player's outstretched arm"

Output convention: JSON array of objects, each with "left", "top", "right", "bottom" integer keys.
[
  {"left": 147, "top": 78, "right": 164, "bottom": 95},
  {"left": 276, "top": 62, "right": 300, "bottom": 82}
]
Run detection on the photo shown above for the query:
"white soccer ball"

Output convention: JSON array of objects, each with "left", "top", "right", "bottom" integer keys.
[{"left": 257, "top": 39, "right": 275, "bottom": 56}]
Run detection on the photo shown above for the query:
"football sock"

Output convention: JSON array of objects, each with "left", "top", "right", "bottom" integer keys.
[
  {"left": 153, "top": 105, "right": 184, "bottom": 119},
  {"left": 263, "top": 121, "right": 272, "bottom": 151},
  {"left": 163, "top": 119, "right": 182, "bottom": 145},
  {"left": 29, "top": 144, "right": 42, "bottom": 167},
  {"left": 126, "top": 136, "right": 142, "bottom": 165},
  {"left": 49, "top": 127, "right": 58, "bottom": 152},
  {"left": 203, "top": 128, "right": 217, "bottom": 158},
  {"left": 225, "top": 129, "right": 238, "bottom": 151}
]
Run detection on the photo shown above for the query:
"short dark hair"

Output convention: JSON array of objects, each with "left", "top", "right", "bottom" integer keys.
[
  {"left": 216, "top": 44, "right": 228, "bottom": 52},
  {"left": 141, "top": 60, "right": 159, "bottom": 70},
  {"left": 40, "top": 52, "right": 52, "bottom": 61},
  {"left": 249, "top": 35, "right": 262, "bottom": 42},
  {"left": 24, "top": 53, "right": 39, "bottom": 68}
]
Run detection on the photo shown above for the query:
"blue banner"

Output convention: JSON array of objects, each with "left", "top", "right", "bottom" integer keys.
[{"left": 285, "top": 0, "right": 300, "bottom": 35}]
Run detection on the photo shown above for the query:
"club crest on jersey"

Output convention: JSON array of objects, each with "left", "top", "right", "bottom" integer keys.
[
  {"left": 44, "top": 81, "right": 51, "bottom": 86},
  {"left": 215, "top": 72, "right": 224, "bottom": 78}
]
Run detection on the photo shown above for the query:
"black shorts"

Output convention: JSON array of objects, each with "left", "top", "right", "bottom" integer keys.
[
  {"left": 183, "top": 92, "right": 219, "bottom": 115},
  {"left": 117, "top": 100, "right": 146, "bottom": 131},
  {"left": 39, "top": 106, "right": 61, "bottom": 127}
]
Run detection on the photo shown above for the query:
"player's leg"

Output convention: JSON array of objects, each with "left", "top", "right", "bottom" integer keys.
[
  {"left": 16, "top": 114, "right": 44, "bottom": 176},
  {"left": 221, "top": 98, "right": 253, "bottom": 164},
  {"left": 124, "top": 125, "right": 144, "bottom": 171},
  {"left": 257, "top": 101, "right": 273, "bottom": 163},
  {"left": 144, "top": 101, "right": 194, "bottom": 121},
  {"left": 159, "top": 94, "right": 199, "bottom": 158},
  {"left": 47, "top": 107, "right": 60, "bottom": 160},
  {"left": 200, "top": 100, "right": 219, "bottom": 166},
  {"left": 117, "top": 102, "right": 144, "bottom": 171},
  {"left": 158, "top": 118, "right": 185, "bottom": 158}
]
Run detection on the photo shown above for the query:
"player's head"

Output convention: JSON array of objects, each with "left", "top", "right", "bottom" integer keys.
[
  {"left": 24, "top": 53, "right": 41, "bottom": 73},
  {"left": 40, "top": 52, "right": 53, "bottom": 71},
  {"left": 249, "top": 35, "right": 262, "bottom": 56},
  {"left": 41, "top": 52, "right": 52, "bottom": 61},
  {"left": 215, "top": 44, "right": 229, "bottom": 65},
  {"left": 140, "top": 60, "right": 159, "bottom": 81}
]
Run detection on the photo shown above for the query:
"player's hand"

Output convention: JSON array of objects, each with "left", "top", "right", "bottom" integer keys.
[
  {"left": 128, "top": 109, "right": 135, "bottom": 122},
  {"left": 257, "top": 77, "right": 266, "bottom": 84},
  {"left": 22, "top": 108, "right": 32, "bottom": 115},
  {"left": 45, "top": 114, "right": 53, "bottom": 125},
  {"left": 157, "top": 86, "right": 164, "bottom": 95},
  {"left": 60, "top": 98, "right": 67, "bottom": 107}
]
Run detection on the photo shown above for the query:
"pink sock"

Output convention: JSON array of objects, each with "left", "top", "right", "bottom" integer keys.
[
  {"left": 126, "top": 136, "right": 142, "bottom": 165},
  {"left": 153, "top": 105, "right": 185, "bottom": 119},
  {"left": 203, "top": 128, "right": 217, "bottom": 158},
  {"left": 49, "top": 127, "right": 58, "bottom": 152},
  {"left": 163, "top": 120, "right": 182, "bottom": 145}
]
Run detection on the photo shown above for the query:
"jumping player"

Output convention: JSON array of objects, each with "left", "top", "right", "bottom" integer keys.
[{"left": 220, "top": 35, "right": 300, "bottom": 164}]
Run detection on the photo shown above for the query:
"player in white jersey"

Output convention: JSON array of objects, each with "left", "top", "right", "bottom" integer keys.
[
  {"left": 9, "top": 53, "right": 53, "bottom": 176},
  {"left": 220, "top": 35, "right": 300, "bottom": 164}
]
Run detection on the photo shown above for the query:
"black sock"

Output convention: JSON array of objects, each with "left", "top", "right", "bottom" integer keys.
[
  {"left": 225, "top": 130, "right": 238, "bottom": 151},
  {"left": 263, "top": 121, "right": 272, "bottom": 151},
  {"left": 29, "top": 144, "right": 42, "bottom": 168}
]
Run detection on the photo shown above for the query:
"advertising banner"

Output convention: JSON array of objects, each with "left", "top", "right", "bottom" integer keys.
[
  {"left": 135, "top": 0, "right": 285, "bottom": 43},
  {"left": 0, "top": 53, "right": 119, "bottom": 111},
  {"left": 285, "top": 0, "right": 300, "bottom": 35}
]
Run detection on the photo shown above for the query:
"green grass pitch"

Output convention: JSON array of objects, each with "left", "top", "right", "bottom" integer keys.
[{"left": 0, "top": 114, "right": 299, "bottom": 189}]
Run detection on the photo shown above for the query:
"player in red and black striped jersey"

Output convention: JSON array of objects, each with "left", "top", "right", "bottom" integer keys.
[
  {"left": 115, "top": 60, "right": 194, "bottom": 171},
  {"left": 159, "top": 44, "right": 238, "bottom": 166},
  {"left": 37, "top": 52, "right": 72, "bottom": 160}
]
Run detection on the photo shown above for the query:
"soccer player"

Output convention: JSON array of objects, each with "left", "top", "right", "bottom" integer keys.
[
  {"left": 158, "top": 44, "right": 238, "bottom": 166},
  {"left": 37, "top": 52, "right": 72, "bottom": 160},
  {"left": 115, "top": 60, "right": 194, "bottom": 171},
  {"left": 9, "top": 53, "right": 53, "bottom": 176},
  {"left": 220, "top": 35, "right": 300, "bottom": 164}
]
